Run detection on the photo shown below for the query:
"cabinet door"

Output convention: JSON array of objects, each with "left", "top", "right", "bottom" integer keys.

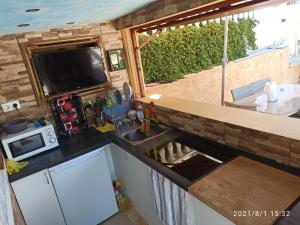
[
  {"left": 186, "top": 192, "right": 235, "bottom": 225},
  {"left": 11, "top": 169, "right": 66, "bottom": 225},
  {"left": 49, "top": 148, "right": 118, "bottom": 225},
  {"left": 110, "top": 144, "right": 163, "bottom": 225},
  {"left": 0, "top": 168, "right": 14, "bottom": 225}
]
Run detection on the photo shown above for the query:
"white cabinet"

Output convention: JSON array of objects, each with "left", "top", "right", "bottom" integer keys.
[
  {"left": 11, "top": 169, "right": 66, "bottom": 225},
  {"left": 49, "top": 148, "right": 118, "bottom": 225},
  {"left": 110, "top": 143, "right": 235, "bottom": 225},
  {"left": 186, "top": 193, "right": 235, "bottom": 225},
  {"left": 11, "top": 146, "right": 118, "bottom": 225},
  {"left": 0, "top": 164, "right": 14, "bottom": 225},
  {"left": 109, "top": 144, "right": 163, "bottom": 225}
]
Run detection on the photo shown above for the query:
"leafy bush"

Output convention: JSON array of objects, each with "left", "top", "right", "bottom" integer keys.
[{"left": 139, "top": 19, "right": 257, "bottom": 84}]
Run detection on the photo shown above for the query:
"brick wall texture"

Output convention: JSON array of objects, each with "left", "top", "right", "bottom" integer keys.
[
  {"left": 155, "top": 105, "right": 300, "bottom": 169},
  {"left": 0, "top": 22, "right": 128, "bottom": 125}
]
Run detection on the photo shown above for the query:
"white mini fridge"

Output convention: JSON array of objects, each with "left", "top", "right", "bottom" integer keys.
[{"left": 49, "top": 148, "right": 118, "bottom": 225}]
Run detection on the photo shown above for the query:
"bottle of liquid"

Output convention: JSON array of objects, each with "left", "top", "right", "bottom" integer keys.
[{"left": 144, "top": 118, "right": 151, "bottom": 136}]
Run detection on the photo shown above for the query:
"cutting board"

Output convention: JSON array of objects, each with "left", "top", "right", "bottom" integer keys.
[{"left": 189, "top": 156, "right": 300, "bottom": 225}]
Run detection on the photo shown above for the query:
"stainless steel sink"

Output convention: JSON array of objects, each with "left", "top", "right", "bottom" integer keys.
[{"left": 122, "top": 124, "right": 170, "bottom": 145}]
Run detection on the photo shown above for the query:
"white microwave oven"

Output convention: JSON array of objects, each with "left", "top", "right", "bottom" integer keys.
[{"left": 1, "top": 121, "right": 58, "bottom": 161}]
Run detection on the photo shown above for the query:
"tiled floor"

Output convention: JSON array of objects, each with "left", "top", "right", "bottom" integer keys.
[
  {"left": 101, "top": 214, "right": 133, "bottom": 225},
  {"left": 100, "top": 207, "right": 148, "bottom": 225}
]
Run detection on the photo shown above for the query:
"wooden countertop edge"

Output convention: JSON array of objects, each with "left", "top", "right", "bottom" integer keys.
[
  {"left": 187, "top": 156, "right": 300, "bottom": 225},
  {"left": 140, "top": 96, "right": 300, "bottom": 141},
  {"left": 187, "top": 188, "right": 241, "bottom": 224},
  {"left": 187, "top": 188, "right": 298, "bottom": 225}
]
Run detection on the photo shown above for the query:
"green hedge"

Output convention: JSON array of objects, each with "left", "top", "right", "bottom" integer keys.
[{"left": 139, "top": 18, "right": 258, "bottom": 84}]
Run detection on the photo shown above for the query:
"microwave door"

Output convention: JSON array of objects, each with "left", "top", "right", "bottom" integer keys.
[{"left": 9, "top": 133, "right": 46, "bottom": 159}]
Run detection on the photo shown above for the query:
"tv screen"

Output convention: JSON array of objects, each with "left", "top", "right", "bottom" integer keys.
[{"left": 33, "top": 46, "right": 108, "bottom": 96}]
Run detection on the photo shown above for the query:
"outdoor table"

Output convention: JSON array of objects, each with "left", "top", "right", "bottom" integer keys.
[{"left": 232, "top": 83, "right": 300, "bottom": 116}]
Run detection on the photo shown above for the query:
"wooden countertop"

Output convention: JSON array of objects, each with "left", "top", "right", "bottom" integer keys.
[
  {"left": 188, "top": 156, "right": 300, "bottom": 225},
  {"left": 140, "top": 96, "right": 300, "bottom": 141}
]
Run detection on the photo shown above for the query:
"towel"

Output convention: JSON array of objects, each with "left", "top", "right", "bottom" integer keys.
[{"left": 149, "top": 168, "right": 187, "bottom": 225}]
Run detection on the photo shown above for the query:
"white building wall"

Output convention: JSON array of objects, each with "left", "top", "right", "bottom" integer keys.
[{"left": 253, "top": 4, "right": 300, "bottom": 55}]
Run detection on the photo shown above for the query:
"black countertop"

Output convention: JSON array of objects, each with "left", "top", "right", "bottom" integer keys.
[
  {"left": 8, "top": 125, "right": 236, "bottom": 190},
  {"left": 7, "top": 126, "right": 300, "bottom": 224},
  {"left": 9, "top": 128, "right": 111, "bottom": 182},
  {"left": 110, "top": 128, "right": 193, "bottom": 190},
  {"left": 9, "top": 126, "right": 300, "bottom": 186},
  {"left": 9, "top": 126, "right": 194, "bottom": 190}
]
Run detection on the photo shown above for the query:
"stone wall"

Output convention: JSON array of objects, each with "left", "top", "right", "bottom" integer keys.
[
  {"left": 154, "top": 105, "right": 300, "bottom": 169},
  {"left": 0, "top": 22, "right": 128, "bottom": 125},
  {"left": 147, "top": 48, "right": 300, "bottom": 105}
]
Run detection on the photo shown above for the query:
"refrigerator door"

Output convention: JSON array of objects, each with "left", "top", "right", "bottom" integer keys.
[{"left": 49, "top": 148, "right": 118, "bottom": 225}]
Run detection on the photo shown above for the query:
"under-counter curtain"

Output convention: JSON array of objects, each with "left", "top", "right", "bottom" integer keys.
[{"left": 149, "top": 168, "right": 187, "bottom": 225}]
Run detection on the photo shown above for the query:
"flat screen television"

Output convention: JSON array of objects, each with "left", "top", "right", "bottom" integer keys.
[{"left": 32, "top": 46, "right": 108, "bottom": 97}]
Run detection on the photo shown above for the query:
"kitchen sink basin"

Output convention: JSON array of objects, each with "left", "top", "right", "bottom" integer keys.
[
  {"left": 123, "top": 124, "right": 170, "bottom": 145},
  {"left": 144, "top": 134, "right": 238, "bottom": 182}
]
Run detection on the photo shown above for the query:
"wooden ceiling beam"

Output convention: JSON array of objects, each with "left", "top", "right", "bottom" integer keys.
[
  {"left": 134, "top": 0, "right": 241, "bottom": 32},
  {"left": 135, "top": 0, "right": 288, "bottom": 33},
  {"left": 117, "top": 0, "right": 228, "bottom": 30}
]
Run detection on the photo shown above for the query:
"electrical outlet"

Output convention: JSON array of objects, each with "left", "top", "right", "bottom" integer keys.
[{"left": 1, "top": 100, "right": 21, "bottom": 112}]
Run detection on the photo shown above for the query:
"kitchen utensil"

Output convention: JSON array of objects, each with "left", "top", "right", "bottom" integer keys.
[
  {"left": 136, "top": 111, "right": 144, "bottom": 124},
  {"left": 107, "top": 90, "right": 117, "bottom": 105},
  {"left": 123, "top": 82, "right": 133, "bottom": 101},
  {"left": 127, "top": 110, "right": 137, "bottom": 120},
  {"left": 95, "top": 117, "right": 104, "bottom": 127},
  {"left": 3, "top": 119, "right": 28, "bottom": 134},
  {"left": 106, "top": 98, "right": 114, "bottom": 108},
  {"left": 114, "top": 90, "right": 123, "bottom": 105}
]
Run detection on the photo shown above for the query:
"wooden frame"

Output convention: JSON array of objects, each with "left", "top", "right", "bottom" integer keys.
[
  {"left": 130, "top": 29, "right": 147, "bottom": 97},
  {"left": 20, "top": 36, "right": 112, "bottom": 105},
  {"left": 123, "top": 0, "right": 288, "bottom": 99},
  {"left": 134, "top": 0, "right": 287, "bottom": 32},
  {"left": 121, "top": 29, "right": 143, "bottom": 99}
]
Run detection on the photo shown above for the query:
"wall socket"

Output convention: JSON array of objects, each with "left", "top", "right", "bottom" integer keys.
[{"left": 1, "top": 100, "right": 21, "bottom": 112}]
